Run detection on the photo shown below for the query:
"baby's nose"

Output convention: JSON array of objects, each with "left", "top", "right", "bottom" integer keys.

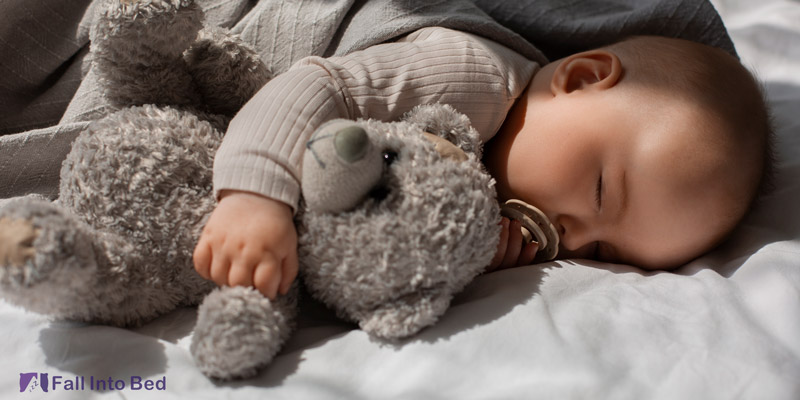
[{"left": 555, "top": 214, "right": 592, "bottom": 252}]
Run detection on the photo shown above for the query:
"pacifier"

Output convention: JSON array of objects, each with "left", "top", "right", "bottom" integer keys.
[{"left": 500, "top": 199, "right": 560, "bottom": 262}]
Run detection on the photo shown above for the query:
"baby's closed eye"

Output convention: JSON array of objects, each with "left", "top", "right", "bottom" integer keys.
[{"left": 594, "top": 172, "right": 603, "bottom": 211}]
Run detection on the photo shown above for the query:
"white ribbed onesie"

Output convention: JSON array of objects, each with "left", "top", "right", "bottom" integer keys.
[{"left": 213, "top": 27, "right": 539, "bottom": 211}]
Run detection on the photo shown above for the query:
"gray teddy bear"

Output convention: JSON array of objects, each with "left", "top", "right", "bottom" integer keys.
[{"left": 0, "top": 0, "right": 500, "bottom": 380}]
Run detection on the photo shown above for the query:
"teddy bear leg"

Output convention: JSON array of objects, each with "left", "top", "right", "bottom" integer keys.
[
  {"left": 90, "top": 0, "right": 204, "bottom": 107},
  {"left": 191, "top": 285, "right": 299, "bottom": 380},
  {"left": 0, "top": 197, "right": 99, "bottom": 294},
  {"left": 0, "top": 198, "right": 134, "bottom": 323},
  {"left": 0, "top": 196, "right": 213, "bottom": 327},
  {"left": 184, "top": 27, "right": 272, "bottom": 117},
  {"left": 358, "top": 290, "right": 452, "bottom": 340}
]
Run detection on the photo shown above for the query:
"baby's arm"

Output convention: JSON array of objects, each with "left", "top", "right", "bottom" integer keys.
[{"left": 193, "top": 191, "right": 297, "bottom": 299}]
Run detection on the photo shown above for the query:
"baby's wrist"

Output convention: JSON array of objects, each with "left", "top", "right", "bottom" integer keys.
[{"left": 218, "top": 190, "right": 293, "bottom": 221}]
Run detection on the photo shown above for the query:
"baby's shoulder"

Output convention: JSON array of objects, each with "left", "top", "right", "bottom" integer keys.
[
  {"left": 399, "top": 26, "right": 498, "bottom": 52},
  {"left": 399, "top": 26, "right": 533, "bottom": 69}
]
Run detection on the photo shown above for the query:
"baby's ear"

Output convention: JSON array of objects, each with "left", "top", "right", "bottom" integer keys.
[
  {"left": 551, "top": 49, "right": 622, "bottom": 95},
  {"left": 402, "top": 103, "right": 483, "bottom": 158}
]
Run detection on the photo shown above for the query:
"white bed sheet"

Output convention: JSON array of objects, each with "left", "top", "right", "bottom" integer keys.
[{"left": 1, "top": 0, "right": 799, "bottom": 398}]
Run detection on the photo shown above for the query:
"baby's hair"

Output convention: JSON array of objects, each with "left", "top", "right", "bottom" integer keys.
[{"left": 604, "top": 35, "right": 776, "bottom": 216}]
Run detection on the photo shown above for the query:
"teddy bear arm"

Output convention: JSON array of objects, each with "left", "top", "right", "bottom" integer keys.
[
  {"left": 357, "top": 288, "right": 453, "bottom": 340},
  {"left": 191, "top": 285, "right": 299, "bottom": 380}
]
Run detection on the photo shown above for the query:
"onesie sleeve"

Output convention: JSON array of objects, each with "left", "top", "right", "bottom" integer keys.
[{"left": 213, "top": 26, "right": 539, "bottom": 212}]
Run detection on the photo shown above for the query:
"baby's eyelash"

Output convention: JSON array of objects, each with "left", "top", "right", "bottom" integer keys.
[{"left": 595, "top": 174, "right": 603, "bottom": 210}]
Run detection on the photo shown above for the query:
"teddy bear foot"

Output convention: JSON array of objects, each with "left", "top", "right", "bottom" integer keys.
[
  {"left": 97, "top": 0, "right": 202, "bottom": 58},
  {"left": 91, "top": 0, "right": 204, "bottom": 107},
  {"left": 185, "top": 27, "right": 272, "bottom": 117},
  {"left": 0, "top": 198, "right": 102, "bottom": 309},
  {"left": 191, "top": 286, "right": 298, "bottom": 380},
  {"left": 358, "top": 290, "right": 451, "bottom": 340},
  {"left": 0, "top": 217, "right": 38, "bottom": 279},
  {"left": 0, "top": 198, "right": 94, "bottom": 288}
]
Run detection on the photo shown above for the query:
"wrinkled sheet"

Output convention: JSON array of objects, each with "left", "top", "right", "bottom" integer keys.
[{"left": 1, "top": 0, "right": 799, "bottom": 398}]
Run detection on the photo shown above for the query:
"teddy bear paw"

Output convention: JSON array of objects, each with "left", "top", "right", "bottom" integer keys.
[
  {"left": 358, "top": 290, "right": 451, "bottom": 340},
  {"left": 97, "top": 0, "right": 201, "bottom": 44},
  {"left": 0, "top": 217, "right": 38, "bottom": 278},
  {"left": 0, "top": 199, "right": 98, "bottom": 291},
  {"left": 92, "top": 0, "right": 202, "bottom": 68},
  {"left": 0, "top": 211, "right": 49, "bottom": 290},
  {"left": 185, "top": 27, "right": 272, "bottom": 116},
  {"left": 91, "top": 0, "right": 204, "bottom": 107},
  {"left": 191, "top": 286, "right": 298, "bottom": 380}
]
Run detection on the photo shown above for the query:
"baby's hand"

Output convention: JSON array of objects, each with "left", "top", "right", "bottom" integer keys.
[
  {"left": 193, "top": 191, "right": 298, "bottom": 299},
  {"left": 486, "top": 217, "right": 539, "bottom": 272}
]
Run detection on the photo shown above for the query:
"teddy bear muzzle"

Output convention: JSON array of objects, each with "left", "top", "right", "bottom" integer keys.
[{"left": 302, "top": 120, "right": 385, "bottom": 213}]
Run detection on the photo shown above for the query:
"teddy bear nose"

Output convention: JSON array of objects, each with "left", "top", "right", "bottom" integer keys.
[{"left": 334, "top": 126, "right": 369, "bottom": 163}]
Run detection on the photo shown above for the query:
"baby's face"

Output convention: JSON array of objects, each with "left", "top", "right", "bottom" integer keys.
[{"left": 485, "top": 62, "right": 741, "bottom": 269}]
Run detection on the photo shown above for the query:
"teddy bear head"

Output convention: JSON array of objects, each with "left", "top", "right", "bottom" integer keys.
[{"left": 297, "top": 103, "right": 501, "bottom": 339}]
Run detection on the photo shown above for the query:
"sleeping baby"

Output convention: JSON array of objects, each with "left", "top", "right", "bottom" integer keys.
[{"left": 192, "top": 27, "right": 773, "bottom": 299}]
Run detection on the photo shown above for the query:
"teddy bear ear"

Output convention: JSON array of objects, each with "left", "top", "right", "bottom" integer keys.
[{"left": 402, "top": 103, "right": 483, "bottom": 158}]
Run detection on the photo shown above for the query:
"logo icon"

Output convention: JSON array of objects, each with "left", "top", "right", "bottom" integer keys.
[{"left": 19, "top": 373, "right": 48, "bottom": 393}]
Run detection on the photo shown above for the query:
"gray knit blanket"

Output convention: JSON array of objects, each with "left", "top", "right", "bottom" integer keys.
[{"left": 0, "top": 0, "right": 733, "bottom": 199}]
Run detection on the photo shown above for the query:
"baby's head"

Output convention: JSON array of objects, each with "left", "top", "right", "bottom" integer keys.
[{"left": 485, "top": 35, "right": 773, "bottom": 269}]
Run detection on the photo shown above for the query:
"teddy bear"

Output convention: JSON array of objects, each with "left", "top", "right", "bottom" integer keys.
[
  {"left": 0, "top": 0, "right": 501, "bottom": 380},
  {"left": 190, "top": 104, "right": 502, "bottom": 378}
]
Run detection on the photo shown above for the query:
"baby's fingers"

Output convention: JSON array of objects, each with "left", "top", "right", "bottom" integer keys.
[
  {"left": 209, "top": 251, "right": 231, "bottom": 286},
  {"left": 278, "top": 251, "right": 299, "bottom": 296},
  {"left": 193, "top": 240, "right": 212, "bottom": 280},
  {"left": 500, "top": 219, "right": 523, "bottom": 269},
  {"left": 518, "top": 241, "right": 539, "bottom": 267},
  {"left": 254, "top": 256, "right": 281, "bottom": 300},
  {"left": 228, "top": 255, "right": 256, "bottom": 287}
]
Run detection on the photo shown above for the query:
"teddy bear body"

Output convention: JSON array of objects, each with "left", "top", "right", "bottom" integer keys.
[{"left": 0, "top": 0, "right": 500, "bottom": 380}]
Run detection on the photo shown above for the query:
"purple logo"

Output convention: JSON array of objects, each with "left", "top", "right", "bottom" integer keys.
[
  {"left": 17, "top": 372, "right": 167, "bottom": 393},
  {"left": 19, "top": 373, "right": 48, "bottom": 393}
]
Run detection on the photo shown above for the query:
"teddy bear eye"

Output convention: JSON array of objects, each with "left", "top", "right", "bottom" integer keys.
[
  {"left": 367, "top": 151, "right": 398, "bottom": 202},
  {"left": 382, "top": 151, "right": 398, "bottom": 166}
]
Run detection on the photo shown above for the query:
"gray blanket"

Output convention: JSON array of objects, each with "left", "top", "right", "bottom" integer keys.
[{"left": 0, "top": 0, "right": 734, "bottom": 199}]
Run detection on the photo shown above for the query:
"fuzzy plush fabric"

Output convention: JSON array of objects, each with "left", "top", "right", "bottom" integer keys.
[
  {"left": 0, "top": 0, "right": 500, "bottom": 381},
  {"left": 89, "top": 0, "right": 271, "bottom": 116},
  {"left": 191, "top": 285, "right": 298, "bottom": 379}
]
